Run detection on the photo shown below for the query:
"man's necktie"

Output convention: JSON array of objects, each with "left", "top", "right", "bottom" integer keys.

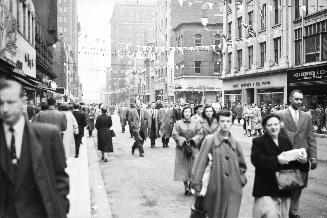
[
  {"left": 294, "top": 111, "right": 299, "bottom": 127},
  {"left": 9, "top": 127, "right": 18, "bottom": 165}
]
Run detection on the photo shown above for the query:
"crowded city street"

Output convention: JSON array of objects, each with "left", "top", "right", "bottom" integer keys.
[{"left": 70, "top": 113, "right": 327, "bottom": 218}]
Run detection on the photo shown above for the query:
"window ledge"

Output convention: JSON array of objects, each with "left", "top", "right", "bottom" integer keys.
[{"left": 272, "top": 23, "right": 281, "bottom": 29}]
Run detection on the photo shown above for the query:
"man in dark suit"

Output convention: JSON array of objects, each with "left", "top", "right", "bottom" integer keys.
[
  {"left": 0, "top": 79, "right": 69, "bottom": 218},
  {"left": 277, "top": 90, "right": 317, "bottom": 218},
  {"left": 72, "top": 103, "right": 87, "bottom": 158},
  {"left": 34, "top": 97, "right": 67, "bottom": 135},
  {"left": 128, "top": 100, "right": 148, "bottom": 157},
  {"left": 147, "top": 102, "right": 159, "bottom": 148}
]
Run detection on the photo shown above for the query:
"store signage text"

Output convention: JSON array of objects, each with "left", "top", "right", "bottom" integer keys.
[
  {"left": 232, "top": 81, "right": 271, "bottom": 88},
  {"left": 187, "top": 84, "right": 219, "bottom": 91},
  {"left": 289, "top": 66, "right": 327, "bottom": 82}
]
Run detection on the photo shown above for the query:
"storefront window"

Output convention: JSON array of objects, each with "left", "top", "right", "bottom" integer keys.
[
  {"left": 224, "top": 90, "right": 242, "bottom": 108},
  {"left": 257, "top": 88, "right": 284, "bottom": 106}
]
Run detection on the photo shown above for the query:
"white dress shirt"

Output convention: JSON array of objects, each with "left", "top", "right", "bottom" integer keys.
[
  {"left": 3, "top": 115, "right": 25, "bottom": 159},
  {"left": 289, "top": 106, "right": 299, "bottom": 126}
]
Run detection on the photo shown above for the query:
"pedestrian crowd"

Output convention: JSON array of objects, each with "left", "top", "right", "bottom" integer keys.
[
  {"left": 0, "top": 77, "right": 319, "bottom": 218},
  {"left": 115, "top": 90, "right": 317, "bottom": 218}
]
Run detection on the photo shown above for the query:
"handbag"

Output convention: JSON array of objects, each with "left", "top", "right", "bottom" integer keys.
[
  {"left": 275, "top": 169, "right": 305, "bottom": 191},
  {"left": 190, "top": 196, "right": 207, "bottom": 218},
  {"left": 110, "top": 129, "right": 116, "bottom": 137},
  {"left": 184, "top": 140, "right": 193, "bottom": 159}
]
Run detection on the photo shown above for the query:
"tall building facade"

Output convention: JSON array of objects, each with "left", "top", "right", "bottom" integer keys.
[
  {"left": 156, "top": 0, "right": 224, "bottom": 103},
  {"left": 222, "top": 0, "right": 327, "bottom": 108},
  {"left": 56, "top": 0, "right": 81, "bottom": 101},
  {"left": 110, "top": 0, "right": 156, "bottom": 104}
]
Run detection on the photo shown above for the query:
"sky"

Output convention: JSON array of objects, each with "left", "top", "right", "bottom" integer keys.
[{"left": 77, "top": 0, "right": 116, "bottom": 103}]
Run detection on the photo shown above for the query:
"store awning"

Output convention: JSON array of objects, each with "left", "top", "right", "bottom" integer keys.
[{"left": 10, "top": 74, "right": 37, "bottom": 89}]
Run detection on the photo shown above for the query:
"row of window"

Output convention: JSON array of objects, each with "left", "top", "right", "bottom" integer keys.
[
  {"left": 58, "top": 17, "right": 68, "bottom": 23},
  {"left": 174, "top": 61, "right": 222, "bottom": 76},
  {"left": 227, "top": 37, "right": 281, "bottom": 72},
  {"left": 295, "top": 0, "right": 327, "bottom": 19},
  {"left": 228, "top": 1, "right": 281, "bottom": 39},
  {"left": 9, "top": 0, "right": 35, "bottom": 46},
  {"left": 176, "top": 34, "right": 221, "bottom": 47}
]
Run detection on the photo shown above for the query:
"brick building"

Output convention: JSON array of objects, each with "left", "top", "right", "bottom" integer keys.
[{"left": 155, "top": 0, "right": 224, "bottom": 103}]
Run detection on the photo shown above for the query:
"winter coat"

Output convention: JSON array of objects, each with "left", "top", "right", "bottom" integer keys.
[
  {"left": 251, "top": 133, "right": 309, "bottom": 198},
  {"left": 147, "top": 108, "right": 160, "bottom": 139},
  {"left": 118, "top": 107, "right": 127, "bottom": 127},
  {"left": 315, "top": 107, "right": 325, "bottom": 127},
  {"left": 235, "top": 105, "right": 243, "bottom": 118},
  {"left": 158, "top": 107, "right": 174, "bottom": 138},
  {"left": 87, "top": 111, "right": 95, "bottom": 131},
  {"left": 63, "top": 111, "right": 78, "bottom": 158},
  {"left": 191, "top": 130, "right": 247, "bottom": 218},
  {"left": 252, "top": 107, "right": 262, "bottom": 130},
  {"left": 199, "top": 118, "right": 219, "bottom": 137},
  {"left": 128, "top": 108, "right": 148, "bottom": 140},
  {"left": 172, "top": 119, "right": 203, "bottom": 181},
  {"left": 95, "top": 114, "right": 113, "bottom": 152},
  {"left": 243, "top": 107, "right": 254, "bottom": 130}
]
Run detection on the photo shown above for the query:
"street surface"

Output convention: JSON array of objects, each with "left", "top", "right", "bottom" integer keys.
[{"left": 92, "top": 114, "right": 327, "bottom": 218}]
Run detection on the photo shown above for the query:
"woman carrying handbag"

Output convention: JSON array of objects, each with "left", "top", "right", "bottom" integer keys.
[{"left": 251, "top": 114, "right": 308, "bottom": 218}]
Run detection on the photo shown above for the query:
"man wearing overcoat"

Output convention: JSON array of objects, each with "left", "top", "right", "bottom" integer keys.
[
  {"left": 147, "top": 102, "right": 159, "bottom": 148},
  {"left": 158, "top": 100, "right": 174, "bottom": 147},
  {"left": 128, "top": 100, "right": 148, "bottom": 157}
]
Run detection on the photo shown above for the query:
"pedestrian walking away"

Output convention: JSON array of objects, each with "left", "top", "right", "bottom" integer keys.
[
  {"left": 172, "top": 106, "right": 203, "bottom": 196},
  {"left": 191, "top": 110, "right": 247, "bottom": 218},
  {"left": 277, "top": 90, "right": 317, "bottom": 218},
  {"left": 72, "top": 103, "right": 87, "bottom": 158},
  {"left": 158, "top": 100, "right": 174, "bottom": 148},
  {"left": 95, "top": 107, "right": 114, "bottom": 162},
  {"left": 147, "top": 102, "right": 159, "bottom": 148},
  {"left": 128, "top": 100, "right": 148, "bottom": 157},
  {"left": 87, "top": 107, "right": 95, "bottom": 137},
  {"left": 0, "top": 79, "right": 69, "bottom": 218}
]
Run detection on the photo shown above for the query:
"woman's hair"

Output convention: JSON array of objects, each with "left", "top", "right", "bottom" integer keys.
[
  {"left": 194, "top": 104, "right": 203, "bottom": 113},
  {"left": 181, "top": 106, "right": 192, "bottom": 119},
  {"left": 202, "top": 105, "right": 216, "bottom": 119},
  {"left": 262, "top": 114, "right": 281, "bottom": 127}
]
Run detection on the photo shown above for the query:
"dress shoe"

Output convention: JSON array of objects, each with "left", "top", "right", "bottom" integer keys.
[
  {"left": 101, "top": 156, "right": 104, "bottom": 161},
  {"left": 75, "top": 155, "right": 79, "bottom": 158},
  {"left": 132, "top": 149, "right": 135, "bottom": 155},
  {"left": 140, "top": 153, "right": 144, "bottom": 157},
  {"left": 103, "top": 158, "right": 108, "bottom": 162}
]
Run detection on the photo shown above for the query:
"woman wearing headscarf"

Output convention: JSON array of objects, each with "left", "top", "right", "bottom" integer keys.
[
  {"left": 95, "top": 107, "right": 113, "bottom": 162},
  {"left": 172, "top": 107, "right": 203, "bottom": 196}
]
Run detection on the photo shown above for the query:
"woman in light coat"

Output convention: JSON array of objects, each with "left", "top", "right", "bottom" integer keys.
[
  {"left": 244, "top": 104, "right": 254, "bottom": 136},
  {"left": 61, "top": 103, "right": 79, "bottom": 158},
  {"left": 172, "top": 107, "right": 203, "bottom": 196}
]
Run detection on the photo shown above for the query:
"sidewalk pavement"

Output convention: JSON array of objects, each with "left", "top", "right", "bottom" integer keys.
[{"left": 66, "top": 136, "right": 113, "bottom": 218}]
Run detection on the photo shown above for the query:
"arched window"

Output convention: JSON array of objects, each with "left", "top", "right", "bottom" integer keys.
[{"left": 194, "top": 34, "right": 202, "bottom": 46}]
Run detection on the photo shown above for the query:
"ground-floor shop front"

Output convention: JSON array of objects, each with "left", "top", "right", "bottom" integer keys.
[
  {"left": 223, "top": 72, "right": 287, "bottom": 107},
  {"left": 174, "top": 76, "right": 222, "bottom": 105},
  {"left": 287, "top": 64, "right": 327, "bottom": 108}
]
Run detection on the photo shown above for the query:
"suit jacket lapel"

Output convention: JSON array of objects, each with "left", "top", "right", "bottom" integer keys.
[
  {"left": 285, "top": 109, "right": 297, "bottom": 130},
  {"left": 15, "top": 123, "right": 30, "bottom": 193},
  {"left": 298, "top": 111, "right": 305, "bottom": 128}
]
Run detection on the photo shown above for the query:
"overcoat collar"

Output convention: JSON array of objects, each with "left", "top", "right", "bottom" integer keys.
[
  {"left": 199, "top": 118, "right": 218, "bottom": 133},
  {"left": 213, "top": 130, "right": 236, "bottom": 150}
]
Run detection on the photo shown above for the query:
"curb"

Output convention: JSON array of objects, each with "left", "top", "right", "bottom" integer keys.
[{"left": 88, "top": 137, "right": 113, "bottom": 218}]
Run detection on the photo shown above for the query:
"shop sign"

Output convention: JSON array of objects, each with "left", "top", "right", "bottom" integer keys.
[
  {"left": 288, "top": 65, "right": 327, "bottom": 82},
  {"left": 232, "top": 81, "right": 271, "bottom": 89},
  {"left": 0, "top": 0, "right": 17, "bottom": 56},
  {"left": 186, "top": 84, "right": 219, "bottom": 91}
]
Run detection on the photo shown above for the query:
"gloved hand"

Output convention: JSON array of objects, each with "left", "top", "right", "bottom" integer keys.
[{"left": 310, "top": 159, "right": 317, "bottom": 170}]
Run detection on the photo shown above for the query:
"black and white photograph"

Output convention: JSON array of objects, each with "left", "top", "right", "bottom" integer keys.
[{"left": 0, "top": 0, "right": 327, "bottom": 217}]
